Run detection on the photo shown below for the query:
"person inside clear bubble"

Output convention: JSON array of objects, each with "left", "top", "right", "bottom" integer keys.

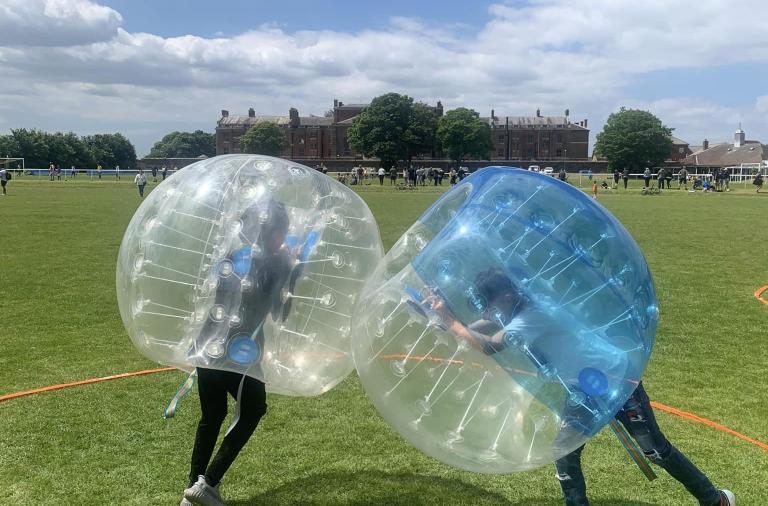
[
  {"left": 423, "top": 269, "right": 733, "bottom": 506},
  {"left": 182, "top": 199, "right": 294, "bottom": 506}
]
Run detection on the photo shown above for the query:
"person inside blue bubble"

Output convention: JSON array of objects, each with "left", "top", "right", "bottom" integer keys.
[
  {"left": 182, "top": 199, "right": 294, "bottom": 506},
  {"left": 424, "top": 268, "right": 733, "bottom": 506}
]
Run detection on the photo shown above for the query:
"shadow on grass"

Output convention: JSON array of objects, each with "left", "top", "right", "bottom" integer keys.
[{"left": 228, "top": 470, "right": 657, "bottom": 506}]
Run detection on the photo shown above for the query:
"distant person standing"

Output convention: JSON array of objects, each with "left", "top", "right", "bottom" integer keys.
[
  {"left": 558, "top": 168, "right": 567, "bottom": 182},
  {"left": 643, "top": 167, "right": 652, "bottom": 188},
  {"left": 48, "top": 162, "right": 55, "bottom": 181},
  {"left": 722, "top": 169, "right": 730, "bottom": 192},
  {"left": 0, "top": 167, "right": 10, "bottom": 195},
  {"left": 152, "top": 166, "right": 158, "bottom": 182},
  {"left": 591, "top": 180, "right": 598, "bottom": 198},
  {"left": 115, "top": 165, "right": 121, "bottom": 180},
  {"left": 162, "top": 166, "right": 168, "bottom": 180},
  {"left": 70, "top": 165, "right": 77, "bottom": 179},
  {"left": 377, "top": 167, "right": 385, "bottom": 185},
  {"left": 678, "top": 167, "right": 688, "bottom": 190},
  {"left": 389, "top": 167, "right": 397, "bottom": 185},
  {"left": 56, "top": 164, "right": 63, "bottom": 181},
  {"left": 97, "top": 163, "right": 103, "bottom": 180},
  {"left": 612, "top": 169, "right": 620, "bottom": 189},
  {"left": 753, "top": 173, "right": 763, "bottom": 193},
  {"left": 134, "top": 169, "right": 148, "bottom": 198},
  {"left": 622, "top": 168, "right": 629, "bottom": 189}
]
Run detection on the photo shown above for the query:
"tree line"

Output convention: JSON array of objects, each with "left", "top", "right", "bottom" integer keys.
[{"left": 0, "top": 129, "right": 137, "bottom": 169}]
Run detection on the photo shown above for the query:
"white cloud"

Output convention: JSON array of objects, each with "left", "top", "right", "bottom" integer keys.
[
  {"left": 0, "top": 0, "right": 767, "bottom": 155},
  {"left": 0, "top": 0, "right": 121, "bottom": 46}
]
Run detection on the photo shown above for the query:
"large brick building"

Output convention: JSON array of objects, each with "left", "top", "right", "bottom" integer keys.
[
  {"left": 216, "top": 100, "right": 590, "bottom": 162},
  {"left": 483, "top": 108, "right": 589, "bottom": 161}
]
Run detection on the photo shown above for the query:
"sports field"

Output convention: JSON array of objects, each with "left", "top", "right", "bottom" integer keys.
[{"left": 0, "top": 176, "right": 766, "bottom": 505}]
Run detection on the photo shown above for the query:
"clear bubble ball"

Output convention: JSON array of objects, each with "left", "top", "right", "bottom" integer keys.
[
  {"left": 352, "top": 167, "right": 657, "bottom": 472},
  {"left": 117, "top": 155, "right": 383, "bottom": 396}
]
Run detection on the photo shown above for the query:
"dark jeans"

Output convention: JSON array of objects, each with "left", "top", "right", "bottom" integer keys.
[
  {"left": 379, "top": 175, "right": 384, "bottom": 185},
  {"left": 623, "top": 177, "right": 628, "bottom": 189},
  {"left": 643, "top": 177, "right": 650, "bottom": 188},
  {"left": 138, "top": 184, "right": 145, "bottom": 197},
  {"left": 555, "top": 383, "right": 720, "bottom": 506},
  {"left": 188, "top": 368, "right": 267, "bottom": 487}
]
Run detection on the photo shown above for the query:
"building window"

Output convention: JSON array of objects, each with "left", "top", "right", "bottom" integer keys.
[
  {"left": 527, "top": 134, "right": 534, "bottom": 144},
  {"left": 556, "top": 148, "right": 563, "bottom": 157},
  {"left": 678, "top": 147, "right": 685, "bottom": 153},
  {"left": 498, "top": 135, "right": 504, "bottom": 142},
  {"left": 497, "top": 149, "right": 504, "bottom": 157}
]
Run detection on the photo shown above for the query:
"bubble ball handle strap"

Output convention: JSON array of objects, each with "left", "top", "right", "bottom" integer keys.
[
  {"left": 609, "top": 418, "right": 658, "bottom": 481},
  {"left": 164, "top": 370, "right": 198, "bottom": 419}
]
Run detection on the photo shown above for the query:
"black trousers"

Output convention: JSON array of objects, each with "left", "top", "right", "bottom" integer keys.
[{"left": 188, "top": 368, "right": 267, "bottom": 487}]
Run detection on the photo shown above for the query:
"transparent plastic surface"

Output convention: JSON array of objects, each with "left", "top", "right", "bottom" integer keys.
[
  {"left": 352, "top": 167, "right": 657, "bottom": 472},
  {"left": 117, "top": 155, "right": 383, "bottom": 396}
]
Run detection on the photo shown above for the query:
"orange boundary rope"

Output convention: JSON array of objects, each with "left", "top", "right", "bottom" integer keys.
[
  {"left": 650, "top": 401, "right": 768, "bottom": 452},
  {"left": 0, "top": 367, "right": 174, "bottom": 402},
  {"left": 0, "top": 365, "right": 765, "bottom": 453},
  {"left": 754, "top": 285, "right": 768, "bottom": 305}
]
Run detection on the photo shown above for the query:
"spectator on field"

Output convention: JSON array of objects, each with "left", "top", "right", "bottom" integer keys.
[
  {"left": 115, "top": 165, "right": 121, "bottom": 180},
  {"left": 378, "top": 167, "right": 385, "bottom": 185},
  {"left": 134, "top": 169, "right": 148, "bottom": 198},
  {"left": 612, "top": 169, "right": 620, "bottom": 189},
  {"left": 643, "top": 168, "right": 652, "bottom": 188},
  {"left": 678, "top": 168, "right": 688, "bottom": 190},
  {"left": 692, "top": 176, "right": 703, "bottom": 191},
  {"left": 162, "top": 166, "right": 168, "bottom": 180},
  {"left": 622, "top": 168, "right": 629, "bottom": 189},
  {"left": 48, "top": 162, "right": 55, "bottom": 181},
  {"left": 558, "top": 168, "right": 567, "bottom": 182},
  {"left": 70, "top": 165, "right": 77, "bottom": 179},
  {"left": 389, "top": 167, "right": 397, "bottom": 185},
  {"left": 753, "top": 173, "right": 763, "bottom": 193},
  {"left": 96, "top": 163, "right": 103, "bottom": 180},
  {"left": 152, "top": 166, "right": 158, "bottom": 182},
  {"left": 722, "top": 169, "right": 731, "bottom": 192},
  {"left": 0, "top": 167, "right": 10, "bottom": 195}
]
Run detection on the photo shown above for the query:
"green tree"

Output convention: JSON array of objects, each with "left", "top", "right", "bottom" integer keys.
[
  {"left": 348, "top": 92, "right": 438, "bottom": 169},
  {"left": 594, "top": 108, "right": 673, "bottom": 171},
  {"left": 149, "top": 130, "right": 215, "bottom": 158},
  {"left": 240, "top": 122, "right": 288, "bottom": 156},
  {"left": 83, "top": 133, "right": 137, "bottom": 168},
  {"left": 436, "top": 107, "right": 493, "bottom": 168}
]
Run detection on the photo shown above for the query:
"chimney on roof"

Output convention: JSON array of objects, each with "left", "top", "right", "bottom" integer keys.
[
  {"left": 734, "top": 125, "right": 745, "bottom": 147},
  {"left": 248, "top": 107, "right": 255, "bottom": 118},
  {"left": 583, "top": 119, "right": 588, "bottom": 128},
  {"left": 491, "top": 109, "right": 495, "bottom": 120},
  {"left": 565, "top": 108, "right": 569, "bottom": 117},
  {"left": 703, "top": 139, "right": 709, "bottom": 150},
  {"left": 339, "top": 101, "right": 344, "bottom": 107},
  {"left": 334, "top": 99, "right": 338, "bottom": 108},
  {"left": 289, "top": 107, "right": 299, "bottom": 128},
  {"left": 436, "top": 100, "right": 443, "bottom": 116},
  {"left": 536, "top": 108, "right": 541, "bottom": 117},
  {"left": 221, "top": 109, "right": 229, "bottom": 117}
]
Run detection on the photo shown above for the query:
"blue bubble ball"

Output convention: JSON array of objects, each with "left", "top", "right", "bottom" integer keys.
[{"left": 352, "top": 167, "right": 658, "bottom": 473}]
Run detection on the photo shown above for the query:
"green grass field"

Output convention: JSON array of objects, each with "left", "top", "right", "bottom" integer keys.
[{"left": 0, "top": 176, "right": 766, "bottom": 506}]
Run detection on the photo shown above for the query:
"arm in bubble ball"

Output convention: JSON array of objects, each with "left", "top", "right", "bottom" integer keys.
[{"left": 422, "top": 292, "right": 506, "bottom": 354}]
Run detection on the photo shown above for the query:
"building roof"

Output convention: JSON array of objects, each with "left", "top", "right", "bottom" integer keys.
[
  {"left": 218, "top": 115, "right": 334, "bottom": 127},
  {"left": 483, "top": 116, "right": 588, "bottom": 129},
  {"left": 671, "top": 136, "right": 689, "bottom": 145},
  {"left": 682, "top": 140, "right": 768, "bottom": 166},
  {"left": 300, "top": 116, "right": 334, "bottom": 126},
  {"left": 218, "top": 115, "right": 289, "bottom": 127},
  {"left": 336, "top": 103, "right": 368, "bottom": 109}
]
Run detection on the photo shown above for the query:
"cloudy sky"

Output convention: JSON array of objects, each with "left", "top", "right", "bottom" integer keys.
[{"left": 0, "top": 0, "right": 767, "bottom": 157}]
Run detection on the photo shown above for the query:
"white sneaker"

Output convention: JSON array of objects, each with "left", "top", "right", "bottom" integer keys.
[
  {"left": 183, "top": 475, "right": 225, "bottom": 506},
  {"left": 180, "top": 499, "right": 193, "bottom": 506},
  {"left": 720, "top": 489, "right": 735, "bottom": 506}
]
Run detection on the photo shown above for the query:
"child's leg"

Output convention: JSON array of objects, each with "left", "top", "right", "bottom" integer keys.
[
  {"left": 204, "top": 374, "right": 267, "bottom": 486},
  {"left": 616, "top": 384, "right": 721, "bottom": 506},
  {"left": 188, "top": 368, "right": 229, "bottom": 487},
  {"left": 555, "top": 445, "right": 589, "bottom": 506}
]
